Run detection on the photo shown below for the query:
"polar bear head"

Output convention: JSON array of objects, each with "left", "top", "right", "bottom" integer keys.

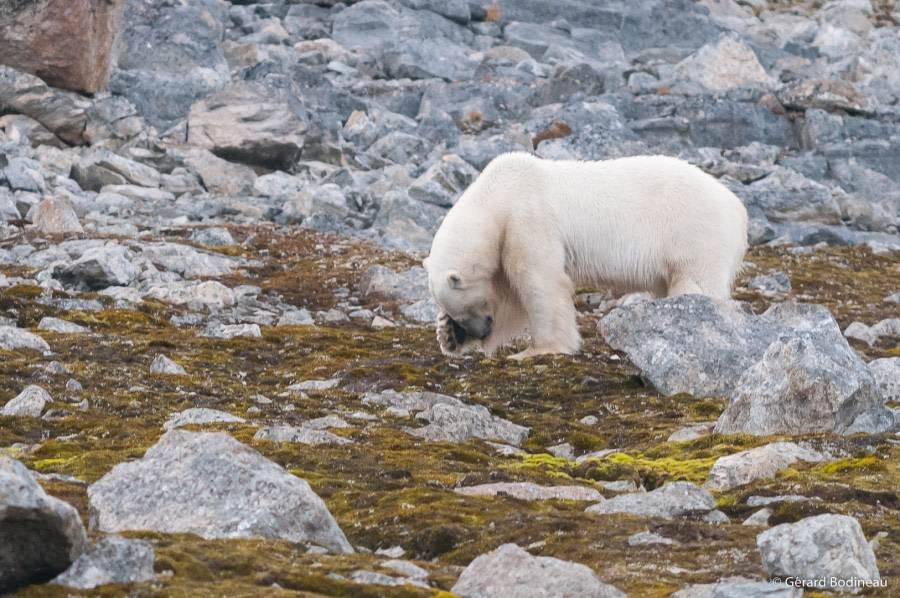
[{"left": 424, "top": 258, "right": 495, "bottom": 343}]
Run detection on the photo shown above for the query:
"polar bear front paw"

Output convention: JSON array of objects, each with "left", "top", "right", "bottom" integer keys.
[{"left": 436, "top": 311, "right": 462, "bottom": 355}]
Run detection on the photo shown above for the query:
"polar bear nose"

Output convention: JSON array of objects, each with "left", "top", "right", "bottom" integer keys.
[{"left": 485, "top": 315, "right": 493, "bottom": 329}]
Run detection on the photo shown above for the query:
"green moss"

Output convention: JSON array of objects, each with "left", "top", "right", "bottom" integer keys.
[{"left": 816, "top": 455, "right": 887, "bottom": 475}]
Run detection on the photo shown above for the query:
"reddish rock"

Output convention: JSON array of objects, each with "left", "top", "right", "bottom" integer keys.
[{"left": 0, "top": 0, "right": 125, "bottom": 94}]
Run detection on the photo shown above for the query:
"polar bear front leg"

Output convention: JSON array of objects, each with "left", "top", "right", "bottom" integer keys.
[{"left": 507, "top": 271, "right": 581, "bottom": 360}]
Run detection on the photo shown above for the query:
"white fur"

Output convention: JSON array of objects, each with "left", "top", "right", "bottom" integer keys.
[{"left": 425, "top": 152, "right": 748, "bottom": 359}]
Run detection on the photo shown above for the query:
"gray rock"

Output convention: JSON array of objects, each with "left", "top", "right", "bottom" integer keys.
[
  {"left": 72, "top": 149, "right": 161, "bottom": 191},
  {"left": 305, "top": 415, "right": 351, "bottom": 430},
  {"left": 189, "top": 227, "right": 235, "bottom": 247},
  {"left": 348, "top": 569, "right": 429, "bottom": 589},
  {"left": 183, "top": 148, "right": 257, "bottom": 196},
  {"left": 586, "top": 481, "right": 717, "bottom": 520},
  {"left": 1, "top": 385, "right": 51, "bottom": 417},
  {"left": 277, "top": 309, "right": 315, "bottom": 327},
  {"left": 88, "top": 430, "right": 353, "bottom": 553},
  {"left": 198, "top": 322, "right": 262, "bottom": 339},
  {"left": 706, "top": 442, "right": 827, "bottom": 491},
  {"left": 188, "top": 80, "right": 307, "bottom": 170},
  {"left": 50, "top": 536, "right": 155, "bottom": 590},
  {"left": 455, "top": 482, "right": 603, "bottom": 502},
  {"left": 253, "top": 425, "right": 351, "bottom": 446},
  {"left": 600, "top": 296, "right": 868, "bottom": 399},
  {"left": 0, "top": 66, "right": 91, "bottom": 145},
  {"left": 674, "top": 34, "right": 774, "bottom": 91},
  {"left": 30, "top": 197, "right": 83, "bottom": 234},
  {"left": 627, "top": 531, "right": 677, "bottom": 546},
  {"left": 380, "top": 38, "right": 476, "bottom": 82},
  {"left": 670, "top": 577, "right": 801, "bottom": 598},
  {"left": 667, "top": 423, "right": 714, "bottom": 442},
  {"left": 746, "top": 495, "right": 818, "bottom": 508},
  {"left": 109, "top": 0, "right": 229, "bottom": 128},
  {"left": 715, "top": 335, "right": 893, "bottom": 436},
  {"left": 742, "top": 508, "right": 773, "bottom": 527},
  {"left": 147, "top": 281, "right": 236, "bottom": 310},
  {"left": 757, "top": 514, "right": 880, "bottom": 591},
  {"left": 869, "top": 358, "right": 900, "bottom": 402},
  {"left": 359, "top": 265, "right": 431, "bottom": 303},
  {"left": 451, "top": 543, "right": 624, "bottom": 598},
  {"left": 37, "top": 317, "right": 88, "bottom": 334},
  {"left": 548, "top": 442, "right": 576, "bottom": 461},
  {"left": 150, "top": 355, "right": 187, "bottom": 376},
  {"left": 162, "top": 408, "right": 245, "bottom": 430},
  {"left": 400, "top": 299, "right": 440, "bottom": 323},
  {"left": 0, "top": 325, "right": 51, "bottom": 352},
  {"left": 843, "top": 318, "right": 900, "bottom": 346},
  {"left": 0, "top": 456, "right": 88, "bottom": 593},
  {"left": 746, "top": 272, "right": 791, "bottom": 294},
  {"left": 53, "top": 243, "right": 138, "bottom": 290},
  {"left": 363, "top": 390, "right": 529, "bottom": 446},
  {"left": 137, "top": 241, "right": 241, "bottom": 279}
]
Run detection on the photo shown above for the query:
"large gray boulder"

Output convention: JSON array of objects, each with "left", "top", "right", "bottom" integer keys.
[
  {"left": 0, "top": 66, "right": 91, "bottom": 145},
  {"left": 1, "top": 385, "right": 51, "bottom": 417},
  {"left": 88, "top": 430, "right": 353, "bottom": 554},
  {"left": 187, "top": 80, "right": 308, "bottom": 170},
  {"left": 600, "top": 297, "right": 838, "bottom": 397},
  {"left": 52, "top": 242, "right": 138, "bottom": 290},
  {"left": 0, "top": 326, "right": 51, "bottom": 353},
  {"left": 451, "top": 543, "right": 624, "bottom": 598},
  {"left": 757, "top": 514, "right": 880, "bottom": 591},
  {"left": 0, "top": 457, "right": 88, "bottom": 593},
  {"left": 715, "top": 334, "right": 893, "bottom": 436}
]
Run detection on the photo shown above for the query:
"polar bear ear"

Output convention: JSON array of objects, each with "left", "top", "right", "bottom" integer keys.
[
  {"left": 447, "top": 271, "right": 463, "bottom": 289},
  {"left": 422, "top": 257, "right": 430, "bottom": 269}
]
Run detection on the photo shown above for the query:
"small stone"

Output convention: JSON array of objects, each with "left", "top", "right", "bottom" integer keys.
[
  {"left": 548, "top": 442, "right": 576, "bottom": 461},
  {"left": 746, "top": 272, "right": 792, "bottom": 294},
  {"left": 743, "top": 508, "right": 773, "bottom": 526},
  {"left": 372, "top": 315, "right": 395, "bottom": 328},
  {"left": 383, "top": 559, "right": 428, "bottom": 579},
  {"left": 579, "top": 415, "right": 599, "bottom": 425},
  {"left": 198, "top": 322, "right": 262, "bottom": 339},
  {"left": 37, "top": 317, "right": 88, "bottom": 334},
  {"left": 50, "top": 536, "right": 155, "bottom": 590},
  {"left": 44, "top": 361, "right": 69, "bottom": 375},
  {"left": 667, "top": 424, "right": 714, "bottom": 442},
  {"left": 276, "top": 309, "right": 315, "bottom": 327},
  {"left": 455, "top": 482, "right": 603, "bottom": 502},
  {"left": 586, "top": 481, "right": 717, "bottom": 520},
  {"left": 150, "top": 355, "right": 187, "bottom": 376},
  {"left": 869, "top": 357, "right": 900, "bottom": 402},
  {"left": 288, "top": 379, "right": 339, "bottom": 392},
  {"left": 162, "top": 408, "right": 246, "bottom": 430},
  {"left": 253, "top": 425, "right": 351, "bottom": 446},
  {"left": 1, "top": 385, "right": 51, "bottom": 417},
  {"left": 189, "top": 227, "right": 235, "bottom": 246},
  {"left": 627, "top": 531, "right": 677, "bottom": 546},
  {"left": 65, "top": 379, "right": 82, "bottom": 393},
  {"left": 305, "top": 415, "right": 351, "bottom": 430}
]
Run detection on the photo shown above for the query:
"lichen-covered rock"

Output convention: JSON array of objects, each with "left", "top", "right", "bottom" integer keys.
[
  {"left": 0, "top": 457, "right": 88, "bottom": 593},
  {"left": 37, "top": 317, "right": 88, "bottom": 334},
  {"left": 715, "top": 335, "right": 893, "bottom": 436},
  {"left": 52, "top": 243, "right": 138, "bottom": 290},
  {"left": 162, "top": 408, "right": 245, "bottom": 430},
  {"left": 88, "top": 430, "right": 353, "bottom": 553},
  {"left": 50, "top": 536, "right": 155, "bottom": 590},
  {"left": 150, "top": 354, "right": 187, "bottom": 376},
  {"left": 364, "top": 390, "right": 529, "bottom": 446},
  {"left": 451, "top": 543, "right": 625, "bottom": 598},
  {"left": 674, "top": 34, "right": 775, "bottom": 91},
  {"left": 757, "top": 514, "right": 880, "bottom": 591},
  {"left": 706, "top": 442, "right": 827, "bottom": 491},
  {"left": 600, "top": 296, "right": 853, "bottom": 398},
  {"left": 586, "top": 481, "right": 717, "bottom": 520},
  {"left": 30, "top": 197, "right": 83, "bottom": 234},
  {"left": 1, "top": 385, "right": 51, "bottom": 417},
  {"left": 253, "top": 425, "right": 351, "bottom": 446},
  {"left": 0, "top": 326, "right": 51, "bottom": 352},
  {"left": 869, "top": 357, "right": 900, "bottom": 402},
  {"left": 455, "top": 482, "right": 604, "bottom": 502}
]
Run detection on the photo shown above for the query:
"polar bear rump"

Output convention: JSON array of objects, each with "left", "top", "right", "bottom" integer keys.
[{"left": 425, "top": 152, "right": 748, "bottom": 359}]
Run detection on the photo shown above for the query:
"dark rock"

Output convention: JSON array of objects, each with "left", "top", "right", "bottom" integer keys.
[{"left": 0, "top": 457, "right": 87, "bottom": 593}]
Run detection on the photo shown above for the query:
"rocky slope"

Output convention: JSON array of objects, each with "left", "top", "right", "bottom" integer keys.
[{"left": 1, "top": 0, "right": 898, "bottom": 596}]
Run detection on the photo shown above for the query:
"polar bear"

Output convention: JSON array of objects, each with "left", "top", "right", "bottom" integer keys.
[{"left": 424, "top": 152, "right": 748, "bottom": 360}]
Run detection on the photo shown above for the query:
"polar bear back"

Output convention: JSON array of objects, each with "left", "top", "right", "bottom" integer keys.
[{"left": 447, "top": 152, "right": 748, "bottom": 297}]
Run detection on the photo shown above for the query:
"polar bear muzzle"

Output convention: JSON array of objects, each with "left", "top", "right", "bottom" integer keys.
[{"left": 456, "top": 314, "right": 493, "bottom": 340}]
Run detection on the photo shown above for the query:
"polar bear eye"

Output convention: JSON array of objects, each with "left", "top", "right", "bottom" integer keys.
[{"left": 447, "top": 273, "right": 463, "bottom": 289}]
